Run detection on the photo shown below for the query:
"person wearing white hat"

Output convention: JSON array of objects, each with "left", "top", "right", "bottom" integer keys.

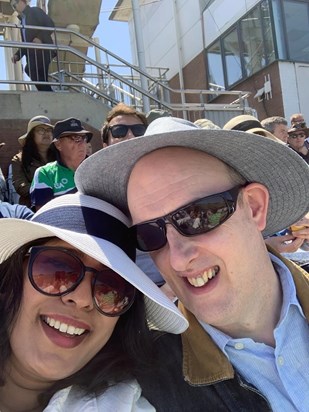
[
  {"left": 0, "top": 192, "right": 188, "bottom": 411},
  {"left": 76, "top": 117, "right": 309, "bottom": 411},
  {"left": 11, "top": 115, "right": 55, "bottom": 208}
]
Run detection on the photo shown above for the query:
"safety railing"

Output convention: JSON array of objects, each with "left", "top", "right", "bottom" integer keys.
[{"left": 0, "top": 22, "right": 252, "bottom": 119}]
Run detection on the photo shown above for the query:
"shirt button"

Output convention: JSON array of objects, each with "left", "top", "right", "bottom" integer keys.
[
  {"left": 277, "top": 356, "right": 284, "bottom": 366},
  {"left": 234, "top": 343, "right": 244, "bottom": 350}
]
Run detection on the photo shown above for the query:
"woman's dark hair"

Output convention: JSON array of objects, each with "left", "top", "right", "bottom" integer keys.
[
  {"left": 0, "top": 239, "right": 154, "bottom": 406},
  {"left": 21, "top": 130, "right": 55, "bottom": 171}
]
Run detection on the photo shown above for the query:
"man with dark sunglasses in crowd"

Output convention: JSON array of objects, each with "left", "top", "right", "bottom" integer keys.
[
  {"left": 76, "top": 116, "right": 309, "bottom": 411},
  {"left": 101, "top": 102, "right": 148, "bottom": 147},
  {"left": 287, "top": 122, "right": 309, "bottom": 164},
  {"left": 30, "top": 117, "right": 92, "bottom": 210}
]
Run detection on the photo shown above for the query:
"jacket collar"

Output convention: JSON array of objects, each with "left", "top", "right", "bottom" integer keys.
[{"left": 179, "top": 250, "right": 309, "bottom": 385}]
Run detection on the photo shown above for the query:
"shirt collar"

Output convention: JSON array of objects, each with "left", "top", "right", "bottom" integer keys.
[{"left": 200, "top": 253, "right": 304, "bottom": 353}]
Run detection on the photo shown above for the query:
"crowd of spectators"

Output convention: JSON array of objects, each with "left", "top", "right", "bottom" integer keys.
[{"left": 0, "top": 104, "right": 308, "bottom": 411}]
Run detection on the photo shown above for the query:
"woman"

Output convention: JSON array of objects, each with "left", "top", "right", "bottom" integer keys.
[
  {"left": 11, "top": 115, "right": 55, "bottom": 208},
  {"left": 0, "top": 192, "right": 187, "bottom": 411}
]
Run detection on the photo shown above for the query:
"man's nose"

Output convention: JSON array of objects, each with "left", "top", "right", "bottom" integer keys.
[{"left": 165, "top": 225, "right": 199, "bottom": 272}]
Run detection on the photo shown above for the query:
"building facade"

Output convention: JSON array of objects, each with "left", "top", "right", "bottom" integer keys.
[{"left": 111, "top": 0, "right": 309, "bottom": 123}]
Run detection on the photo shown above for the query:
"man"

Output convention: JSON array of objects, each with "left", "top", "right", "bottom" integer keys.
[
  {"left": 261, "top": 116, "right": 289, "bottom": 143},
  {"left": 31, "top": 117, "right": 92, "bottom": 209},
  {"left": 287, "top": 123, "right": 309, "bottom": 164},
  {"left": 10, "top": 0, "right": 55, "bottom": 91},
  {"left": 101, "top": 102, "right": 148, "bottom": 147},
  {"left": 76, "top": 117, "right": 309, "bottom": 411}
]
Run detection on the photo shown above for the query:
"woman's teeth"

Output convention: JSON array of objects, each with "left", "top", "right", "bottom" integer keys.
[
  {"left": 43, "top": 316, "right": 86, "bottom": 336},
  {"left": 187, "top": 266, "right": 219, "bottom": 287}
]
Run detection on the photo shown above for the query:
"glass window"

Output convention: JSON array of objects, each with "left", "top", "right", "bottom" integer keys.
[
  {"left": 206, "top": 40, "right": 225, "bottom": 88},
  {"left": 222, "top": 28, "right": 243, "bottom": 86},
  {"left": 261, "top": 0, "right": 276, "bottom": 64},
  {"left": 241, "top": 8, "right": 265, "bottom": 76},
  {"left": 283, "top": 0, "right": 309, "bottom": 61},
  {"left": 271, "top": 0, "right": 287, "bottom": 59}
]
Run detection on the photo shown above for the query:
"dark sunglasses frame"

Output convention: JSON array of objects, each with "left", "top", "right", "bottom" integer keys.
[
  {"left": 133, "top": 185, "right": 246, "bottom": 252},
  {"left": 108, "top": 124, "right": 147, "bottom": 138},
  {"left": 289, "top": 133, "right": 306, "bottom": 139},
  {"left": 60, "top": 134, "right": 89, "bottom": 143},
  {"left": 26, "top": 246, "right": 136, "bottom": 317}
]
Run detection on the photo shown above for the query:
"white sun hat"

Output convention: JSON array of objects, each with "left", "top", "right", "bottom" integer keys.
[{"left": 0, "top": 192, "right": 188, "bottom": 334}]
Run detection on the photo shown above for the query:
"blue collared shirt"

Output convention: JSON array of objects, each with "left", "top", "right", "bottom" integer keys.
[{"left": 201, "top": 254, "right": 309, "bottom": 412}]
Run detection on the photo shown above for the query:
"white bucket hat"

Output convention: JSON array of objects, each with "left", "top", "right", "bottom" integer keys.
[
  {"left": 75, "top": 116, "right": 309, "bottom": 237},
  {"left": 0, "top": 192, "right": 188, "bottom": 334}
]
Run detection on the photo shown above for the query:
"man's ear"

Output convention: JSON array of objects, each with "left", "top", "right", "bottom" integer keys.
[
  {"left": 242, "top": 183, "right": 269, "bottom": 231},
  {"left": 54, "top": 140, "right": 61, "bottom": 151}
]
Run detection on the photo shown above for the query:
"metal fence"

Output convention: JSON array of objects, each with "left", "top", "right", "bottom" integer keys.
[{"left": 0, "top": 22, "right": 253, "bottom": 123}]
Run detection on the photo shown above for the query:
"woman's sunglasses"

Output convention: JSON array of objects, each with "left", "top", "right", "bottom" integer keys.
[
  {"left": 133, "top": 185, "right": 245, "bottom": 252},
  {"left": 26, "top": 246, "right": 136, "bottom": 317},
  {"left": 289, "top": 133, "right": 306, "bottom": 139},
  {"left": 108, "top": 124, "right": 147, "bottom": 138}
]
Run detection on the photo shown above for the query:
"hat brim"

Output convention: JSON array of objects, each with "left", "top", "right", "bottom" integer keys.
[
  {"left": 288, "top": 127, "right": 309, "bottom": 135},
  {"left": 76, "top": 125, "right": 309, "bottom": 237},
  {"left": 0, "top": 218, "right": 188, "bottom": 334},
  {"left": 246, "top": 127, "right": 282, "bottom": 142}
]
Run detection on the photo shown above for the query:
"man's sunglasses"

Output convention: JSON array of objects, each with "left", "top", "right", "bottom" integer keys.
[
  {"left": 26, "top": 246, "right": 136, "bottom": 317},
  {"left": 109, "top": 124, "right": 147, "bottom": 138},
  {"left": 60, "top": 134, "right": 89, "bottom": 143},
  {"left": 133, "top": 185, "right": 245, "bottom": 252}
]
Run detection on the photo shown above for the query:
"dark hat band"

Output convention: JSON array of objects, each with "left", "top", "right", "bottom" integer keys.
[
  {"left": 231, "top": 119, "right": 262, "bottom": 132},
  {"left": 32, "top": 205, "right": 136, "bottom": 261}
]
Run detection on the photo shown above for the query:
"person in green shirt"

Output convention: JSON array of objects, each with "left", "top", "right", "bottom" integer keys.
[{"left": 30, "top": 117, "right": 92, "bottom": 210}]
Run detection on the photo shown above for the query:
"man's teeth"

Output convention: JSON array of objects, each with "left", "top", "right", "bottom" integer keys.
[
  {"left": 187, "top": 267, "right": 218, "bottom": 287},
  {"left": 44, "top": 316, "right": 85, "bottom": 336}
]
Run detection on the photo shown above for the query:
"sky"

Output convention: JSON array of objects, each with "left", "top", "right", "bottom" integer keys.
[
  {"left": 0, "top": 0, "right": 132, "bottom": 89},
  {"left": 95, "top": 0, "right": 132, "bottom": 63}
]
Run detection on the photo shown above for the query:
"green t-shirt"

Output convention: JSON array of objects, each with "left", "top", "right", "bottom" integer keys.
[{"left": 30, "top": 161, "right": 77, "bottom": 207}]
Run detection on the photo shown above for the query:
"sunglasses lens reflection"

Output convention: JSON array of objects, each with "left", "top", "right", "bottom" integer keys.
[
  {"left": 28, "top": 247, "right": 136, "bottom": 316},
  {"left": 135, "top": 188, "right": 241, "bottom": 252}
]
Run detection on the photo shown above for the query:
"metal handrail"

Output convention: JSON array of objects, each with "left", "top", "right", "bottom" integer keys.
[{"left": 0, "top": 22, "right": 251, "bottom": 117}]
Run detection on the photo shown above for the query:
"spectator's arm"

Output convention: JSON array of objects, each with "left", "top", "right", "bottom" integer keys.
[{"left": 11, "top": 156, "right": 31, "bottom": 198}]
